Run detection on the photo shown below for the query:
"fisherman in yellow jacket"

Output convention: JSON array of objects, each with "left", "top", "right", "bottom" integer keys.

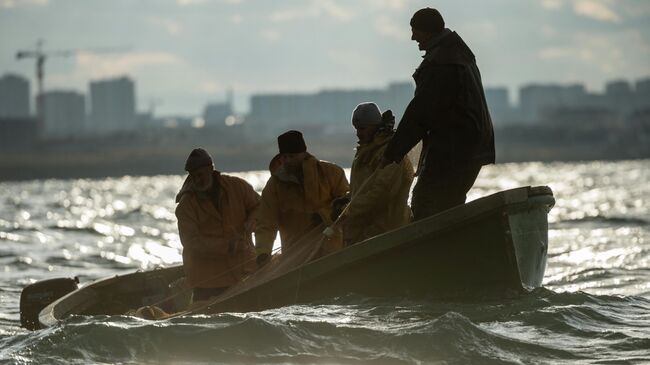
[
  {"left": 335, "top": 103, "right": 414, "bottom": 245},
  {"left": 175, "top": 148, "right": 259, "bottom": 301},
  {"left": 255, "top": 130, "right": 349, "bottom": 267}
]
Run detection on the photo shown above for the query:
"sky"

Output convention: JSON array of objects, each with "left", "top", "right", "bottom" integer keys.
[{"left": 1, "top": 0, "right": 649, "bottom": 115}]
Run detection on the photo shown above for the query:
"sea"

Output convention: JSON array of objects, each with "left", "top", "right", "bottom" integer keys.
[{"left": 0, "top": 160, "right": 649, "bottom": 364}]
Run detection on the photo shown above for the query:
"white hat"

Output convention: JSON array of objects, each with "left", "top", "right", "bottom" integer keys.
[{"left": 351, "top": 102, "right": 382, "bottom": 127}]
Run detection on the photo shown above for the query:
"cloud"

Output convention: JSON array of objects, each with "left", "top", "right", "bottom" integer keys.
[
  {"left": 573, "top": 0, "right": 620, "bottom": 22},
  {"left": 462, "top": 21, "right": 499, "bottom": 42},
  {"left": 74, "top": 51, "right": 181, "bottom": 79},
  {"left": 175, "top": 0, "right": 242, "bottom": 6},
  {"left": 538, "top": 30, "right": 649, "bottom": 75},
  {"left": 318, "top": 0, "right": 353, "bottom": 21},
  {"left": 0, "top": 0, "right": 47, "bottom": 8},
  {"left": 260, "top": 29, "right": 281, "bottom": 41},
  {"left": 148, "top": 17, "right": 183, "bottom": 35},
  {"left": 540, "top": 0, "right": 564, "bottom": 11},
  {"left": 326, "top": 48, "right": 375, "bottom": 70},
  {"left": 269, "top": 0, "right": 354, "bottom": 23},
  {"left": 374, "top": 15, "right": 409, "bottom": 40},
  {"left": 176, "top": 0, "right": 209, "bottom": 6},
  {"left": 363, "top": 0, "right": 407, "bottom": 11},
  {"left": 617, "top": 2, "right": 650, "bottom": 18},
  {"left": 201, "top": 81, "right": 221, "bottom": 93}
]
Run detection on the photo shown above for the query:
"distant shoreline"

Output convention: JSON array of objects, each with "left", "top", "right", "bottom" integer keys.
[{"left": 1, "top": 141, "right": 648, "bottom": 182}]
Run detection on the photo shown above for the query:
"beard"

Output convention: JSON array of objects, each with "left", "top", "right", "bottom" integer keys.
[{"left": 193, "top": 176, "right": 213, "bottom": 192}]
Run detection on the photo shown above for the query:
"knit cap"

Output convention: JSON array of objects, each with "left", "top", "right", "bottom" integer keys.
[
  {"left": 184, "top": 148, "right": 213, "bottom": 172},
  {"left": 351, "top": 102, "right": 382, "bottom": 128}
]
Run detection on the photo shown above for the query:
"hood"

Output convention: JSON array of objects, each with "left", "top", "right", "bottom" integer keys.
[{"left": 355, "top": 131, "right": 392, "bottom": 165}]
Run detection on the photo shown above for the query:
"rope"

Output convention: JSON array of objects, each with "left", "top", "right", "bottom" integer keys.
[
  {"left": 142, "top": 240, "right": 283, "bottom": 314},
  {"left": 323, "top": 168, "right": 380, "bottom": 237}
]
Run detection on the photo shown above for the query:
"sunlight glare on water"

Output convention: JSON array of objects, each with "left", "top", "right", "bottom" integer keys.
[{"left": 0, "top": 160, "right": 649, "bottom": 364}]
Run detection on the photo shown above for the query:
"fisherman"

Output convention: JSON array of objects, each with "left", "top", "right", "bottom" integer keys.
[
  {"left": 175, "top": 148, "right": 259, "bottom": 302},
  {"left": 333, "top": 102, "right": 414, "bottom": 246},
  {"left": 381, "top": 7, "right": 495, "bottom": 220},
  {"left": 254, "top": 130, "right": 349, "bottom": 267}
]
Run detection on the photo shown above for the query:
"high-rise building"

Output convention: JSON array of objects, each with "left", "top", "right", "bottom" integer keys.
[
  {"left": 0, "top": 73, "right": 30, "bottom": 118},
  {"left": 634, "top": 78, "right": 650, "bottom": 111},
  {"left": 89, "top": 76, "right": 136, "bottom": 134},
  {"left": 247, "top": 82, "right": 415, "bottom": 137},
  {"left": 519, "top": 83, "right": 587, "bottom": 123},
  {"left": 484, "top": 87, "right": 511, "bottom": 126},
  {"left": 203, "top": 101, "right": 233, "bottom": 127},
  {"left": 41, "top": 90, "right": 85, "bottom": 139},
  {"left": 605, "top": 80, "right": 633, "bottom": 114}
]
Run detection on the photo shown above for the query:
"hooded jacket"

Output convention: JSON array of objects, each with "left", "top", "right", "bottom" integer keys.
[
  {"left": 384, "top": 30, "right": 495, "bottom": 175},
  {"left": 344, "top": 131, "right": 414, "bottom": 244},
  {"left": 175, "top": 171, "right": 259, "bottom": 289},
  {"left": 255, "top": 154, "right": 349, "bottom": 257}
]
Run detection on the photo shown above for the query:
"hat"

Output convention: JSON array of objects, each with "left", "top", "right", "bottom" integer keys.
[
  {"left": 351, "top": 102, "right": 382, "bottom": 128},
  {"left": 278, "top": 130, "right": 307, "bottom": 154},
  {"left": 410, "top": 8, "right": 445, "bottom": 33},
  {"left": 184, "top": 148, "right": 213, "bottom": 172}
]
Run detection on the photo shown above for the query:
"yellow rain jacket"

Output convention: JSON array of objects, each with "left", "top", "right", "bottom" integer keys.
[
  {"left": 175, "top": 171, "right": 259, "bottom": 289},
  {"left": 344, "top": 131, "right": 414, "bottom": 245},
  {"left": 255, "top": 154, "right": 349, "bottom": 257}
]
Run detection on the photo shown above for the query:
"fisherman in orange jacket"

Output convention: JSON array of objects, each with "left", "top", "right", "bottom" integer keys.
[
  {"left": 254, "top": 130, "right": 349, "bottom": 267},
  {"left": 175, "top": 148, "right": 259, "bottom": 301}
]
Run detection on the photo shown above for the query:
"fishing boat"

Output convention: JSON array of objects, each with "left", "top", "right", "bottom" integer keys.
[{"left": 23, "top": 185, "right": 554, "bottom": 330}]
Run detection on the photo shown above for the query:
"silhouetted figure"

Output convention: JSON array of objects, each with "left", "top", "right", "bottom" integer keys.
[
  {"left": 334, "top": 102, "right": 414, "bottom": 246},
  {"left": 382, "top": 7, "right": 495, "bottom": 220},
  {"left": 175, "top": 148, "right": 259, "bottom": 302},
  {"left": 254, "top": 130, "right": 349, "bottom": 267}
]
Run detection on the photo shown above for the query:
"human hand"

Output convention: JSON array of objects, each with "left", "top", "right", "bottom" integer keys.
[
  {"left": 256, "top": 253, "right": 271, "bottom": 268},
  {"left": 330, "top": 196, "right": 350, "bottom": 221}
]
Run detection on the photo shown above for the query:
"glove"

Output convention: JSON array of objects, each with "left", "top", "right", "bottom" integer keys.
[
  {"left": 381, "top": 109, "right": 395, "bottom": 131},
  {"left": 330, "top": 196, "right": 350, "bottom": 221},
  {"left": 256, "top": 253, "right": 271, "bottom": 268}
]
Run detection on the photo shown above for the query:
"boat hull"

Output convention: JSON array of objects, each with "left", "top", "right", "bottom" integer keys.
[{"left": 38, "top": 186, "right": 554, "bottom": 327}]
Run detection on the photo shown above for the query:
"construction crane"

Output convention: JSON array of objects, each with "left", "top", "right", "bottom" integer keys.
[
  {"left": 15, "top": 39, "right": 129, "bottom": 138},
  {"left": 16, "top": 39, "right": 129, "bottom": 112}
]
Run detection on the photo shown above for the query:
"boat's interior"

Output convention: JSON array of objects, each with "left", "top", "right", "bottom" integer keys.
[{"left": 74, "top": 266, "right": 191, "bottom": 317}]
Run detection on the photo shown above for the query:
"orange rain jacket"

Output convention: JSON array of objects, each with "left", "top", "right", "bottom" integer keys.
[
  {"left": 344, "top": 131, "right": 414, "bottom": 245},
  {"left": 255, "top": 154, "right": 349, "bottom": 257},
  {"left": 175, "top": 171, "right": 259, "bottom": 289}
]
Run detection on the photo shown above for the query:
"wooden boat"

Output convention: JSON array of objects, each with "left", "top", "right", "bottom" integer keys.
[{"left": 32, "top": 185, "right": 554, "bottom": 329}]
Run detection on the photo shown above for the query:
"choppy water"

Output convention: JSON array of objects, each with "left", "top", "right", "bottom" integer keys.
[{"left": 1, "top": 160, "right": 649, "bottom": 364}]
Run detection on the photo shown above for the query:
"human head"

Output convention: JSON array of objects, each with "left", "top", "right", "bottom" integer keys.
[
  {"left": 185, "top": 148, "right": 214, "bottom": 191},
  {"left": 351, "top": 102, "right": 382, "bottom": 145},
  {"left": 277, "top": 130, "right": 307, "bottom": 172},
  {"left": 410, "top": 8, "right": 445, "bottom": 50}
]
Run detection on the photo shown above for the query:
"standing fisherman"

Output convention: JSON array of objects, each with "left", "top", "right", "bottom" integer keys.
[
  {"left": 381, "top": 8, "right": 495, "bottom": 219},
  {"left": 175, "top": 148, "right": 259, "bottom": 301}
]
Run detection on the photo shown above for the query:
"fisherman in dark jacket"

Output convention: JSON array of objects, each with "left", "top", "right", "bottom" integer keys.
[{"left": 382, "top": 7, "right": 495, "bottom": 220}]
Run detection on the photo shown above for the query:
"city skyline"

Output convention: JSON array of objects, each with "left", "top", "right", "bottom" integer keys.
[
  {"left": 2, "top": 70, "right": 649, "bottom": 142},
  {"left": 1, "top": 0, "right": 649, "bottom": 115}
]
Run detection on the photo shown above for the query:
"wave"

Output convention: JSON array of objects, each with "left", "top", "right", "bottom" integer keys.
[
  {"left": 3, "top": 291, "right": 649, "bottom": 364},
  {"left": 552, "top": 215, "right": 650, "bottom": 227}
]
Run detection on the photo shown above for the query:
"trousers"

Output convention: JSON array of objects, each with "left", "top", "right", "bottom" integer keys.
[{"left": 411, "top": 165, "right": 481, "bottom": 221}]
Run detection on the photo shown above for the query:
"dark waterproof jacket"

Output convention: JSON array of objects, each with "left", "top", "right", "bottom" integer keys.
[{"left": 384, "top": 31, "right": 495, "bottom": 174}]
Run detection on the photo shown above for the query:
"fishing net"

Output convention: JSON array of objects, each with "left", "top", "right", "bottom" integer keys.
[{"left": 169, "top": 223, "right": 330, "bottom": 315}]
